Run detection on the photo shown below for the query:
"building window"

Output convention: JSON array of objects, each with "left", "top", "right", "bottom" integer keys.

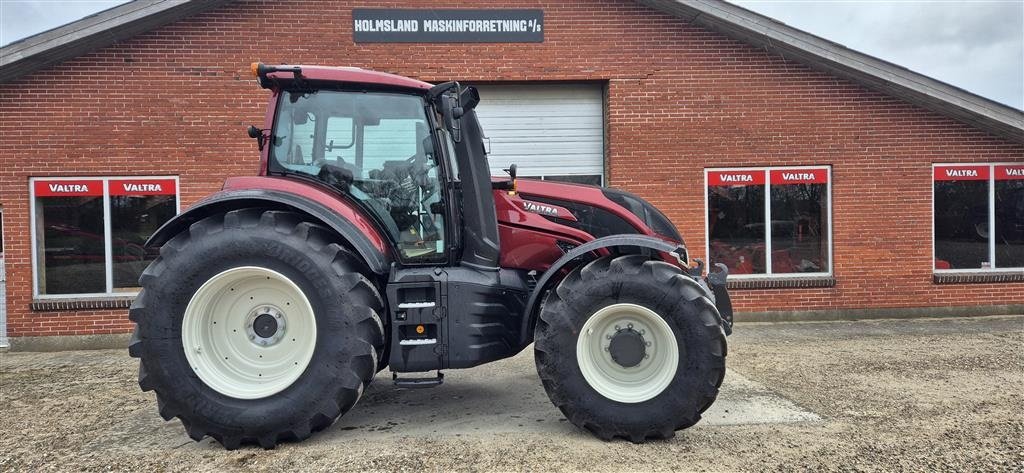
[
  {"left": 31, "top": 177, "right": 179, "bottom": 298},
  {"left": 934, "top": 164, "right": 1023, "bottom": 271},
  {"left": 540, "top": 175, "right": 604, "bottom": 186},
  {"left": 706, "top": 167, "right": 831, "bottom": 277}
]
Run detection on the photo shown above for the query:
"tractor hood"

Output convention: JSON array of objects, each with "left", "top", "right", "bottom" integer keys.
[{"left": 492, "top": 177, "right": 684, "bottom": 244}]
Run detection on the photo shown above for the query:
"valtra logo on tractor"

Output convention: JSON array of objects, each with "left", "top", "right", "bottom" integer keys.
[{"left": 128, "top": 63, "right": 734, "bottom": 449}]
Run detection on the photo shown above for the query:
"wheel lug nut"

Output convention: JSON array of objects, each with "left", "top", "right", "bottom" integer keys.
[
  {"left": 627, "top": 323, "right": 633, "bottom": 329},
  {"left": 645, "top": 341, "right": 652, "bottom": 347},
  {"left": 614, "top": 325, "right": 621, "bottom": 331},
  {"left": 604, "top": 346, "right": 609, "bottom": 352}
]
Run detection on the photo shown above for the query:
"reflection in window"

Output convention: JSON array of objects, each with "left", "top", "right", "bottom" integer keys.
[
  {"left": 771, "top": 183, "right": 828, "bottom": 273},
  {"left": 110, "top": 194, "right": 177, "bottom": 290},
  {"left": 36, "top": 196, "right": 107, "bottom": 294},
  {"left": 708, "top": 184, "right": 766, "bottom": 274},
  {"left": 33, "top": 178, "right": 179, "bottom": 296},
  {"left": 933, "top": 164, "right": 1024, "bottom": 271},
  {"left": 707, "top": 168, "right": 832, "bottom": 276},
  {"left": 934, "top": 180, "right": 989, "bottom": 269},
  {"left": 995, "top": 177, "right": 1024, "bottom": 268}
]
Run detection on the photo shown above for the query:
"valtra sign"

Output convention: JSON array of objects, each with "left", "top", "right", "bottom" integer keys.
[
  {"left": 934, "top": 165, "right": 990, "bottom": 181},
  {"left": 995, "top": 165, "right": 1024, "bottom": 180},
  {"left": 709, "top": 168, "right": 828, "bottom": 187},
  {"left": 109, "top": 178, "right": 177, "bottom": 195},
  {"left": 707, "top": 170, "right": 765, "bottom": 186},
  {"left": 33, "top": 178, "right": 177, "bottom": 197},
  {"left": 769, "top": 168, "right": 828, "bottom": 184},
  {"left": 33, "top": 179, "right": 103, "bottom": 197}
]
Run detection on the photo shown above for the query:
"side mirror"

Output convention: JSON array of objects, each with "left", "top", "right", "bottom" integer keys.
[
  {"left": 441, "top": 95, "right": 462, "bottom": 143},
  {"left": 247, "top": 125, "right": 266, "bottom": 151},
  {"left": 428, "top": 82, "right": 464, "bottom": 143},
  {"left": 460, "top": 86, "right": 480, "bottom": 110}
]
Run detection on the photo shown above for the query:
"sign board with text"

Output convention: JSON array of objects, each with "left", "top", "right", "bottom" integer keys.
[{"left": 353, "top": 9, "right": 544, "bottom": 43}]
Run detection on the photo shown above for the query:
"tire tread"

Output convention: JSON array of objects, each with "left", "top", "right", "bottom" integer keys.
[{"left": 128, "top": 208, "right": 385, "bottom": 449}]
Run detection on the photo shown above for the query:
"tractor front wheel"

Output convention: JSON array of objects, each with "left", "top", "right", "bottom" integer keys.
[
  {"left": 128, "top": 209, "right": 385, "bottom": 449},
  {"left": 534, "top": 254, "right": 727, "bottom": 442}
]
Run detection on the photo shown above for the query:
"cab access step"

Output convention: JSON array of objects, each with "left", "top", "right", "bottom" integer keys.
[{"left": 392, "top": 371, "right": 444, "bottom": 388}]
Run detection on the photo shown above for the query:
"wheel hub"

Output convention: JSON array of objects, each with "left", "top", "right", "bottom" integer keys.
[
  {"left": 252, "top": 313, "right": 279, "bottom": 339},
  {"left": 608, "top": 328, "right": 646, "bottom": 368},
  {"left": 577, "top": 303, "right": 679, "bottom": 403},
  {"left": 246, "top": 306, "right": 286, "bottom": 346}
]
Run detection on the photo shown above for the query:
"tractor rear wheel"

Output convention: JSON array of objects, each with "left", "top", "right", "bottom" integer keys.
[
  {"left": 128, "top": 209, "right": 385, "bottom": 449},
  {"left": 534, "top": 254, "right": 727, "bottom": 442}
]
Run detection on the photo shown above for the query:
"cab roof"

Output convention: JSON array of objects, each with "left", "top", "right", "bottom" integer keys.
[{"left": 264, "top": 65, "right": 432, "bottom": 92}]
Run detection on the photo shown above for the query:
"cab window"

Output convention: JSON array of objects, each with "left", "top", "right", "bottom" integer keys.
[{"left": 271, "top": 90, "right": 446, "bottom": 263}]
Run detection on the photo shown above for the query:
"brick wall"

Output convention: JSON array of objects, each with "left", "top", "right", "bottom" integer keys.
[{"left": 0, "top": 0, "right": 1021, "bottom": 337}]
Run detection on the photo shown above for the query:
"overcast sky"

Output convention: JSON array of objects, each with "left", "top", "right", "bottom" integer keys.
[{"left": 1, "top": 0, "right": 1021, "bottom": 108}]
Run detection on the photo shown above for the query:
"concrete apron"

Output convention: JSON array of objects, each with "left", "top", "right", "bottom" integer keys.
[
  {"left": 295, "top": 353, "right": 819, "bottom": 445},
  {"left": 704, "top": 370, "right": 820, "bottom": 426}
]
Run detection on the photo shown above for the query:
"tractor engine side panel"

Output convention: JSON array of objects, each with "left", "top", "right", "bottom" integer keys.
[
  {"left": 494, "top": 188, "right": 594, "bottom": 271},
  {"left": 498, "top": 223, "right": 582, "bottom": 272}
]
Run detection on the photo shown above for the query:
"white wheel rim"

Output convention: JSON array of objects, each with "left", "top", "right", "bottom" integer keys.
[
  {"left": 182, "top": 266, "right": 317, "bottom": 399},
  {"left": 576, "top": 303, "right": 679, "bottom": 403}
]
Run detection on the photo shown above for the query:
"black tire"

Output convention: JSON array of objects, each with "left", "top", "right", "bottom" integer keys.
[
  {"left": 128, "top": 209, "right": 385, "bottom": 449},
  {"left": 534, "top": 254, "right": 727, "bottom": 442}
]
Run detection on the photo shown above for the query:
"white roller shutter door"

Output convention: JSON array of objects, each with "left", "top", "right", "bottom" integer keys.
[{"left": 472, "top": 84, "right": 604, "bottom": 184}]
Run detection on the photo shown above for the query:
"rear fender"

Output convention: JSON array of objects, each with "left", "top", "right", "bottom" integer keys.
[
  {"left": 147, "top": 186, "right": 391, "bottom": 274},
  {"left": 518, "top": 235, "right": 690, "bottom": 345}
]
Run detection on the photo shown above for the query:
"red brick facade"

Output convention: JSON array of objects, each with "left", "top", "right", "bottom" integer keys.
[{"left": 0, "top": 0, "right": 1021, "bottom": 338}]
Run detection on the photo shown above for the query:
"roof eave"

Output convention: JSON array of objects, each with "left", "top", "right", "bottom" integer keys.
[
  {"left": 0, "top": 0, "right": 233, "bottom": 83},
  {"left": 639, "top": 0, "right": 1024, "bottom": 144},
  {"left": 1, "top": 0, "right": 1021, "bottom": 144}
]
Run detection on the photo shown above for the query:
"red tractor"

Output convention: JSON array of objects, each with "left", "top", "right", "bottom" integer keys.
[{"left": 129, "top": 63, "right": 733, "bottom": 449}]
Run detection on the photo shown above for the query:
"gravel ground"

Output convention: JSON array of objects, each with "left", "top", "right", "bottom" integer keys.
[{"left": 1, "top": 315, "right": 1022, "bottom": 472}]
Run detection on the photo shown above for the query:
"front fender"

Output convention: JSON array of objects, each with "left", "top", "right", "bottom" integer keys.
[
  {"left": 147, "top": 180, "right": 391, "bottom": 274},
  {"left": 518, "top": 235, "right": 690, "bottom": 345}
]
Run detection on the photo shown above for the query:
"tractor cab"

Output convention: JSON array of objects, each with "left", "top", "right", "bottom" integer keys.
[
  {"left": 253, "top": 64, "right": 501, "bottom": 272},
  {"left": 268, "top": 88, "right": 450, "bottom": 263}
]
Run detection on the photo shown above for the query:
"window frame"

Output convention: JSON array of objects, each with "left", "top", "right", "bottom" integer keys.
[
  {"left": 512, "top": 174, "right": 604, "bottom": 186},
  {"left": 932, "top": 162, "right": 1024, "bottom": 273},
  {"left": 704, "top": 165, "right": 834, "bottom": 279},
  {"left": 29, "top": 176, "right": 181, "bottom": 300},
  {"left": 539, "top": 174, "right": 605, "bottom": 186}
]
